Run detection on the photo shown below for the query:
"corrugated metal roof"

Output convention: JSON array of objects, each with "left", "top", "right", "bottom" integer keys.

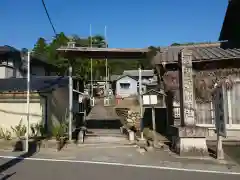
[
  {"left": 153, "top": 44, "right": 240, "bottom": 64},
  {"left": 123, "top": 70, "right": 154, "bottom": 77},
  {"left": 0, "top": 76, "right": 69, "bottom": 92}
]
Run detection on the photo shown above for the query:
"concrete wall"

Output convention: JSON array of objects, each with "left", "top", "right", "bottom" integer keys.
[
  {"left": 31, "top": 66, "right": 46, "bottom": 76},
  {"left": 45, "top": 86, "right": 80, "bottom": 133},
  {"left": 116, "top": 76, "right": 138, "bottom": 98},
  {"left": 0, "top": 82, "right": 80, "bottom": 136},
  {"left": 0, "top": 66, "right": 6, "bottom": 78},
  {"left": 0, "top": 88, "right": 72, "bottom": 137},
  {"left": 45, "top": 87, "right": 69, "bottom": 130}
]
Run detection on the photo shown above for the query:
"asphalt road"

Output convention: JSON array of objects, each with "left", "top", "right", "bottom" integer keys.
[{"left": 0, "top": 157, "right": 239, "bottom": 180}]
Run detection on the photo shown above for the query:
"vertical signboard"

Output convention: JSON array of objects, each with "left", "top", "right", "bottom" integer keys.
[{"left": 213, "top": 85, "right": 228, "bottom": 137}]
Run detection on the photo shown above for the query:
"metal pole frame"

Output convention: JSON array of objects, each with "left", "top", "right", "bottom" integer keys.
[
  {"left": 90, "top": 24, "right": 93, "bottom": 98},
  {"left": 105, "top": 26, "right": 108, "bottom": 94},
  {"left": 25, "top": 51, "right": 31, "bottom": 152}
]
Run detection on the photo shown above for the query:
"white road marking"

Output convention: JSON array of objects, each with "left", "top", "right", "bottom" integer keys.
[{"left": 0, "top": 155, "right": 240, "bottom": 175}]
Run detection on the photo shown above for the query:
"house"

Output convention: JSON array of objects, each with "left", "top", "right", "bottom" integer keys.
[
  {"left": 115, "top": 75, "right": 138, "bottom": 98},
  {"left": 152, "top": 42, "right": 240, "bottom": 139},
  {"left": 113, "top": 70, "right": 155, "bottom": 98},
  {"left": 0, "top": 76, "right": 84, "bottom": 135},
  {"left": 147, "top": 1, "right": 240, "bottom": 142},
  {"left": 0, "top": 45, "right": 85, "bottom": 135},
  {"left": 0, "top": 45, "right": 58, "bottom": 78}
]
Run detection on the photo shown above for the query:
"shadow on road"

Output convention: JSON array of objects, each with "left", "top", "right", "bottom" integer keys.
[
  {"left": 0, "top": 172, "right": 16, "bottom": 180},
  {"left": 0, "top": 140, "right": 39, "bottom": 175}
]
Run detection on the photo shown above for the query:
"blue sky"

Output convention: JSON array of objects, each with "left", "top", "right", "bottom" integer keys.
[{"left": 1, "top": 0, "right": 228, "bottom": 49}]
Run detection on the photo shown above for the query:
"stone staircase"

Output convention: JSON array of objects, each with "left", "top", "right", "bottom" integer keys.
[
  {"left": 84, "top": 98, "right": 129, "bottom": 145},
  {"left": 84, "top": 129, "right": 130, "bottom": 145}
]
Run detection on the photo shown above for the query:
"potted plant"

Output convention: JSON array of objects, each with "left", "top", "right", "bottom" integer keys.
[
  {"left": 11, "top": 119, "right": 27, "bottom": 151},
  {"left": 52, "top": 123, "right": 67, "bottom": 151}
]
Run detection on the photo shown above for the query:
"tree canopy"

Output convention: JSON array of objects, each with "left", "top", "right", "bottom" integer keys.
[{"left": 31, "top": 32, "right": 153, "bottom": 81}]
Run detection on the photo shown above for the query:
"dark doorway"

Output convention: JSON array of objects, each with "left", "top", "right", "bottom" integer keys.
[{"left": 142, "top": 107, "right": 168, "bottom": 135}]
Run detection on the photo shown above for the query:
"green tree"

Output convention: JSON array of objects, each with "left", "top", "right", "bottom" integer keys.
[
  {"left": 48, "top": 32, "right": 69, "bottom": 62},
  {"left": 171, "top": 43, "right": 181, "bottom": 46},
  {"left": 32, "top": 37, "right": 48, "bottom": 57}
]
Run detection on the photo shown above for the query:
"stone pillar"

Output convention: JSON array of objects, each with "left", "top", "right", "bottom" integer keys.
[
  {"left": 170, "top": 49, "right": 208, "bottom": 157},
  {"left": 178, "top": 49, "right": 195, "bottom": 126}
]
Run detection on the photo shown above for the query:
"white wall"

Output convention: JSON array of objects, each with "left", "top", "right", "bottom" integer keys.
[
  {"left": 0, "top": 66, "right": 6, "bottom": 78},
  {"left": 0, "top": 97, "right": 45, "bottom": 136},
  {"left": 116, "top": 76, "right": 138, "bottom": 98},
  {"left": 0, "top": 88, "right": 71, "bottom": 137}
]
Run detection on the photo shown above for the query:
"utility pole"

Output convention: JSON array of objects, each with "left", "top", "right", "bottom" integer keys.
[
  {"left": 138, "top": 67, "right": 144, "bottom": 140},
  {"left": 25, "top": 51, "right": 31, "bottom": 152},
  {"left": 68, "top": 65, "right": 73, "bottom": 141}
]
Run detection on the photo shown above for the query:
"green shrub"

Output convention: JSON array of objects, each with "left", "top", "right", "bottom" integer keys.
[
  {"left": 52, "top": 123, "right": 67, "bottom": 141},
  {"left": 0, "top": 128, "right": 12, "bottom": 140},
  {"left": 11, "top": 119, "right": 26, "bottom": 139}
]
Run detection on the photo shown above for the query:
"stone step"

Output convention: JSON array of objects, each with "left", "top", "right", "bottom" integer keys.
[
  {"left": 84, "top": 135, "right": 129, "bottom": 144},
  {"left": 86, "top": 129, "right": 122, "bottom": 135},
  {"left": 86, "top": 119, "right": 122, "bottom": 129},
  {"left": 84, "top": 129, "right": 128, "bottom": 144}
]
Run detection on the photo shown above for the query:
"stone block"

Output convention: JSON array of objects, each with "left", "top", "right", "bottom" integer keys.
[
  {"left": 128, "top": 130, "right": 135, "bottom": 141},
  {"left": 170, "top": 125, "right": 208, "bottom": 138},
  {"left": 171, "top": 126, "right": 209, "bottom": 157}
]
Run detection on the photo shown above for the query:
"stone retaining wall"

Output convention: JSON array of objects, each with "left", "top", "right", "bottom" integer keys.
[{"left": 115, "top": 108, "right": 141, "bottom": 131}]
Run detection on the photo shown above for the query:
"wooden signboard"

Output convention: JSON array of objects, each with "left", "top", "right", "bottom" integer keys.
[{"left": 213, "top": 85, "right": 228, "bottom": 137}]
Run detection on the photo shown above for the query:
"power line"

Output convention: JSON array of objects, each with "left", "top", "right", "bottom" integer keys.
[{"left": 41, "top": 0, "right": 57, "bottom": 36}]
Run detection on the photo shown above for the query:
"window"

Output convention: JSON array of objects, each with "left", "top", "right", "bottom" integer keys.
[
  {"left": 196, "top": 82, "right": 240, "bottom": 128},
  {"left": 196, "top": 102, "right": 213, "bottom": 124},
  {"left": 229, "top": 82, "right": 240, "bottom": 125},
  {"left": 173, "top": 101, "right": 180, "bottom": 118},
  {"left": 120, "top": 83, "right": 130, "bottom": 89}
]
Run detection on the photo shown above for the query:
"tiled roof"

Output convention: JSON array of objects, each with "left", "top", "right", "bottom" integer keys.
[
  {"left": 115, "top": 74, "right": 138, "bottom": 81},
  {"left": 110, "top": 74, "right": 121, "bottom": 81},
  {"left": 152, "top": 44, "right": 240, "bottom": 64},
  {"left": 0, "top": 76, "right": 69, "bottom": 92},
  {"left": 0, "top": 45, "right": 20, "bottom": 55}
]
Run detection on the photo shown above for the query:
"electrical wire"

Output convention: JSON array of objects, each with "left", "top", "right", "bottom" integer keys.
[{"left": 41, "top": 0, "right": 57, "bottom": 36}]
